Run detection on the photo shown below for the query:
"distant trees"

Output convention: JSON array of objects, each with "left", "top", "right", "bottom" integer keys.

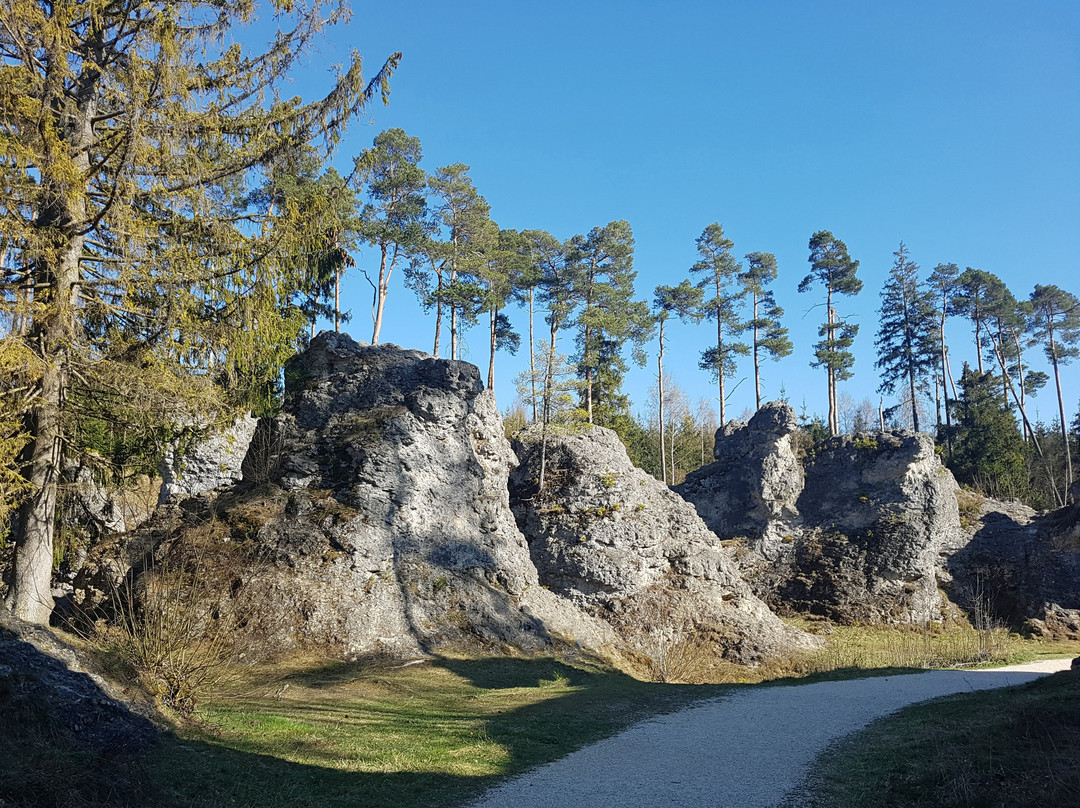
[
  {"left": 654, "top": 281, "right": 703, "bottom": 484},
  {"left": 874, "top": 243, "right": 936, "bottom": 433},
  {"left": 800, "top": 231, "right": 862, "bottom": 437}
]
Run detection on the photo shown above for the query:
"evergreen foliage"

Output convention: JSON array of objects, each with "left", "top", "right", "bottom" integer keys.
[
  {"left": 690, "top": 223, "right": 748, "bottom": 424},
  {"left": 800, "top": 230, "right": 862, "bottom": 436},
  {"left": 0, "top": 0, "right": 398, "bottom": 623},
  {"left": 741, "top": 251, "right": 791, "bottom": 410},
  {"left": 874, "top": 243, "right": 936, "bottom": 433}
]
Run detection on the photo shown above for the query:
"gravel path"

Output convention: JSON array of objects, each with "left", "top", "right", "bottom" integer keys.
[{"left": 465, "top": 659, "right": 1074, "bottom": 808}]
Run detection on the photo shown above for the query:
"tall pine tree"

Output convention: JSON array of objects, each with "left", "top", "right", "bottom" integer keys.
[
  {"left": 741, "top": 251, "right": 791, "bottom": 411},
  {"left": 799, "top": 230, "right": 862, "bottom": 436}
]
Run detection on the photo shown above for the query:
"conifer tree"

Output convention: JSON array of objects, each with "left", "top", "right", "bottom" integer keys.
[
  {"left": 875, "top": 243, "right": 937, "bottom": 433},
  {"left": 953, "top": 268, "right": 1007, "bottom": 374},
  {"left": 654, "top": 280, "right": 703, "bottom": 484},
  {"left": 927, "top": 262, "right": 960, "bottom": 437},
  {"left": 427, "top": 164, "right": 490, "bottom": 359},
  {"left": 799, "top": 230, "right": 862, "bottom": 436},
  {"left": 740, "top": 252, "right": 791, "bottom": 410},
  {"left": 351, "top": 128, "right": 428, "bottom": 344},
  {"left": 690, "top": 223, "right": 748, "bottom": 424},
  {"left": 0, "top": 0, "right": 398, "bottom": 624},
  {"left": 1028, "top": 284, "right": 1080, "bottom": 492},
  {"left": 567, "top": 221, "right": 648, "bottom": 424}
]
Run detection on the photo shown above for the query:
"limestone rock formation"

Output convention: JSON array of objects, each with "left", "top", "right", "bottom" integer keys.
[
  {"left": 509, "top": 425, "right": 820, "bottom": 665},
  {"left": 158, "top": 413, "right": 258, "bottom": 504},
  {"left": 948, "top": 495, "right": 1080, "bottom": 639},
  {"left": 78, "top": 332, "right": 618, "bottom": 661},
  {"left": 677, "top": 407, "right": 967, "bottom": 624},
  {"left": 674, "top": 402, "right": 804, "bottom": 557}
]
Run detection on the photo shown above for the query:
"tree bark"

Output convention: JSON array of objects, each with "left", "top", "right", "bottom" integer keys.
[
  {"left": 528, "top": 289, "right": 537, "bottom": 422},
  {"left": 1049, "top": 334, "right": 1073, "bottom": 493},
  {"left": 487, "top": 305, "right": 497, "bottom": 389},
  {"left": 752, "top": 291, "right": 761, "bottom": 410},
  {"left": 372, "top": 242, "right": 389, "bottom": 344}
]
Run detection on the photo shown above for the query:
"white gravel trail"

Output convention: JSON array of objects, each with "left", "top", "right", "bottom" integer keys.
[{"left": 465, "top": 659, "right": 1073, "bottom": 808}]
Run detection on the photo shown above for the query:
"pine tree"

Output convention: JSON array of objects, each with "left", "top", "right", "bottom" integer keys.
[
  {"left": 1028, "top": 284, "right": 1080, "bottom": 493},
  {"left": 927, "top": 262, "right": 960, "bottom": 439},
  {"left": 427, "top": 164, "right": 490, "bottom": 360},
  {"left": 0, "top": 0, "right": 398, "bottom": 624},
  {"left": 567, "top": 221, "right": 649, "bottom": 424},
  {"left": 875, "top": 243, "right": 937, "bottom": 433},
  {"left": 953, "top": 268, "right": 1007, "bottom": 374},
  {"left": 690, "top": 223, "right": 748, "bottom": 424},
  {"left": 799, "top": 230, "right": 862, "bottom": 436},
  {"left": 654, "top": 280, "right": 703, "bottom": 484},
  {"left": 351, "top": 128, "right": 428, "bottom": 344},
  {"left": 741, "top": 251, "right": 791, "bottom": 410}
]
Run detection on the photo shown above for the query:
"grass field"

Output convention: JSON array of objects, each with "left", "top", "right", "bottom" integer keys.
[{"left": 788, "top": 666, "right": 1080, "bottom": 808}]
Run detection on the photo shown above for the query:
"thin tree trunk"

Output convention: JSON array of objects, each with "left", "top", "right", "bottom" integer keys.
[
  {"left": 974, "top": 311, "right": 984, "bottom": 373},
  {"left": 433, "top": 264, "right": 443, "bottom": 357},
  {"left": 716, "top": 304, "right": 726, "bottom": 425},
  {"left": 658, "top": 318, "right": 666, "bottom": 485},
  {"left": 879, "top": 397, "right": 885, "bottom": 431},
  {"left": 334, "top": 270, "right": 341, "bottom": 333},
  {"left": 940, "top": 309, "right": 952, "bottom": 441},
  {"left": 1014, "top": 333, "right": 1029, "bottom": 442},
  {"left": 1049, "top": 335, "right": 1073, "bottom": 493},
  {"left": 528, "top": 289, "right": 537, "bottom": 422},
  {"left": 372, "top": 243, "right": 389, "bottom": 344},
  {"left": 487, "top": 305, "right": 496, "bottom": 389},
  {"left": 450, "top": 305, "right": 458, "bottom": 360},
  {"left": 753, "top": 291, "right": 761, "bottom": 410},
  {"left": 909, "top": 365, "right": 920, "bottom": 433}
]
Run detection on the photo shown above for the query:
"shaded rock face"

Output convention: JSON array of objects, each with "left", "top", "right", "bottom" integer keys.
[
  {"left": 677, "top": 410, "right": 966, "bottom": 624},
  {"left": 158, "top": 413, "right": 258, "bottom": 504},
  {"left": 79, "top": 332, "right": 617, "bottom": 661},
  {"left": 948, "top": 496, "right": 1080, "bottom": 638},
  {"left": 675, "top": 402, "right": 803, "bottom": 556},
  {"left": 509, "top": 425, "right": 820, "bottom": 664}
]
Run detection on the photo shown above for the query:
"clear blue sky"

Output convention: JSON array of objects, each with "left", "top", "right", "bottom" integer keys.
[{"left": 272, "top": 1, "right": 1080, "bottom": 428}]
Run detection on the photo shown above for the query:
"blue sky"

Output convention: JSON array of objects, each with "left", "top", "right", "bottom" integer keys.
[{"left": 270, "top": 1, "right": 1079, "bottom": 427}]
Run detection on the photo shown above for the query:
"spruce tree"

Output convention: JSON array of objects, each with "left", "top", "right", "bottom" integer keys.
[
  {"left": 875, "top": 243, "right": 937, "bottom": 433},
  {"left": 0, "top": 0, "right": 398, "bottom": 624},
  {"left": 799, "top": 230, "right": 862, "bottom": 436},
  {"left": 741, "top": 251, "right": 791, "bottom": 410}
]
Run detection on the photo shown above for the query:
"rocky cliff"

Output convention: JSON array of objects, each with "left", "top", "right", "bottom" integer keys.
[
  {"left": 509, "top": 425, "right": 820, "bottom": 665},
  {"left": 948, "top": 495, "right": 1080, "bottom": 639},
  {"left": 75, "top": 333, "right": 618, "bottom": 661},
  {"left": 677, "top": 405, "right": 967, "bottom": 624}
]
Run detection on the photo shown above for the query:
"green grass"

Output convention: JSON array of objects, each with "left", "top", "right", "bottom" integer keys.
[
  {"left": 146, "top": 654, "right": 730, "bottom": 808},
  {"left": 789, "top": 668, "right": 1080, "bottom": 808}
]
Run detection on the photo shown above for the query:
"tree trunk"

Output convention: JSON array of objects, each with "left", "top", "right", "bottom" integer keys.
[
  {"left": 334, "top": 270, "right": 341, "bottom": 333},
  {"left": 450, "top": 305, "right": 458, "bottom": 360},
  {"left": 372, "top": 242, "right": 389, "bottom": 344},
  {"left": 433, "top": 265, "right": 443, "bottom": 357},
  {"left": 1050, "top": 335, "right": 1073, "bottom": 493},
  {"left": 658, "top": 319, "right": 666, "bottom": 485},
  {"left": 753, "top": 291, "right": 761, "bottom": 410},
  {"left": 528, "top": 289, "right": 537, "bottom": 422},
  {"left": 487, "top": 305, "right": 497, "bottom": 390},
  {"left": 716, "top": 296, "right": 726, "bottom": 425},
  {"left": 940, "top": 310, "right": 952, "bottom": 441},
  {"left": 583, "top": 320, "right": 593, "bottom": 424},
  {"left": 908, "top": 364, "right": 920, "bottom": 434}
]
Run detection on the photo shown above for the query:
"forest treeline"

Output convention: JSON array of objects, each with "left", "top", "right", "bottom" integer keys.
[{"left": 1, "top": 1, "right": 1078, "bottom": 626}]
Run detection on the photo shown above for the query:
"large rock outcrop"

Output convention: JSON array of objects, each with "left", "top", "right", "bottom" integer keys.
[
  {"left": 948, "top": 495, "right": 1080, "bottom": 639},
  {"left": 676, "top": 404, "right": 967, "bottom": 624},
  {"left": 76, "top": 333, "right": 618, "bottom": 661},
  {"left": 675, "top": 402, "right": 804, "bottom": 557},
  {"left": 158, "top": 413, "right": 258, "bottom": 504},
  {"left": 509, "top": 425, "right": 820, "bottom": 665}
]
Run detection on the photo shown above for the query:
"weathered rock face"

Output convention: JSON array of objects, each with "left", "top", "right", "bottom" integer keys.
[
  {"left": 948, "top": 496, "right": 1080, "bottom": 638},
  {"left": 677, "top": 409, "right": 967, "bottom": 624},
  {"left": 675, "top": 402, "right": 804, "bottom": 557},
  {"left": 509, "top": 425, "right": 820, "bottom": 664},
  {"left": 158, "top": 414, "right": 258, "bottom": 504},
  {"left": 77, "top": 333, "right": 618, "bottom": 661}
]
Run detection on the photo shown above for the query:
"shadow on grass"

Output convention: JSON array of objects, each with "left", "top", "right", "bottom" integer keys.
[{"left": 23, "top": 654, "right": 958, "bottom": 808}]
